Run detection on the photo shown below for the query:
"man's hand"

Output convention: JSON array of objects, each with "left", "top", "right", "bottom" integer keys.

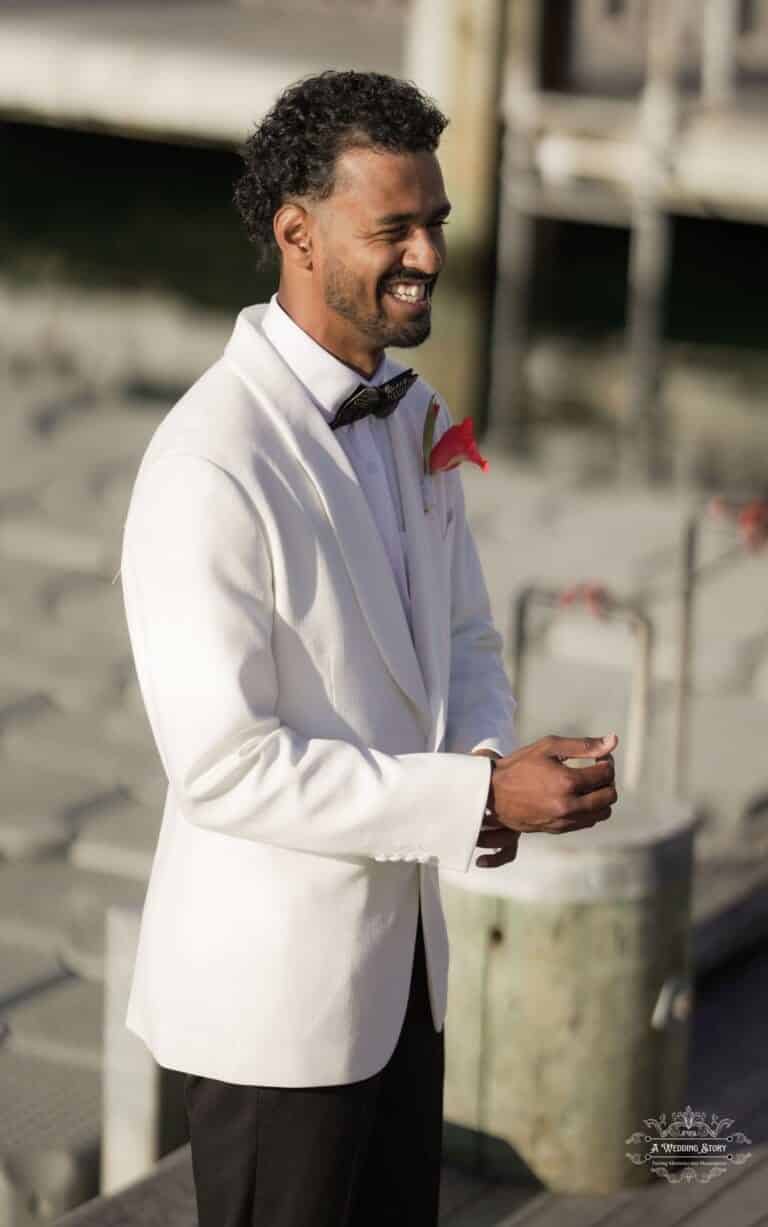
[{"left": 473, "top": 735, "right": 618, "bottom": 869}]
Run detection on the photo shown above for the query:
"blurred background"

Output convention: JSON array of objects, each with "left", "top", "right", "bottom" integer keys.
[{"left": 1, "top": 2, "right": 767, "bottom": 1225}]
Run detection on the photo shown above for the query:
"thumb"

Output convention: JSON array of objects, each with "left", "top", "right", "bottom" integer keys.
[
  {"left": 545, "top": 733, "right": 619, "bottom": 761},
  {"left": 594, "top": 733, "right": 619, "bottom": 759}
]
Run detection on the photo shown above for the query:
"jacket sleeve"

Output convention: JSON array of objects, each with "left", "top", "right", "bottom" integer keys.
[
  {"left": 120, "top": 450, "right": 491, "bottom": 873},
  {"left": 436, "top": 409, "right": 519, "bottom": 759}
]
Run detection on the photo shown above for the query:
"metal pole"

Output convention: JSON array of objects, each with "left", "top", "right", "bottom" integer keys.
[
  {"left": 624, "top": 609, "right": 653, "bottom": 793},
  {"left": 509, "top": 584, "right": 535, "bottom": 733},
  {"left": 510, "top": 584, "right": 652, "bottom": 792},
  {"left": 675, "top": 513, "right": 698, "bottom": 799}
]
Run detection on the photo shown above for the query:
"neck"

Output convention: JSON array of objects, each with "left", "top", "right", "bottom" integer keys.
[{"left": 276, "top": 285, "right": 383, "bottom": 380}]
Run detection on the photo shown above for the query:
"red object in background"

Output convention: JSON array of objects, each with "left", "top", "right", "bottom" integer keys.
[
  {"left": 737, "top": 499, "right": 768, "bottom": 551},
  {"left": 709, "top": 495, "right": 768, "bottom": 552},
  {"left": 559, "top": 582, "right": 612, "bottom": 618},
  {"left": 428, "top": 417, "right": 489, "bottom": 474}
]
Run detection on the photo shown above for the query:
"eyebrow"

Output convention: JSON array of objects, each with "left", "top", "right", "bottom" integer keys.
[{"left": 373, "top": 203, "right": 452, "bottom": 227}]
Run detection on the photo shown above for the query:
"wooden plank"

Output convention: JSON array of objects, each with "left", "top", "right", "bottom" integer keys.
[
  {"left": 494, "top": 1190, "right": 636, "bottom": 1226},
  {"left": 0, "top": 1, "right": 404, "bottom": 145},
  {"left": 674, "top": 1150, "right": 768, "bottom": 1226},
  {"left": 689, "top": 947, "right": 768, "bottom": 1108},
  {"left": 441, "top": 1182, "right": 537, "bottom": 1226},
  {"left": 496, "top": 1140, "right": 767, "bottom": 1227},
  {"left": 573, "top": 1097, "right": 768, "bottom": 1227},
  {"left": 439, "top": 1163, "right": 496, "bottom": 1219}
]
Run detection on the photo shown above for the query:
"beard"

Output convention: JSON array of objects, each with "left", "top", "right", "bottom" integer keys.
[{"left": 323, "top": 255, "right": 433, "bottom": 350}]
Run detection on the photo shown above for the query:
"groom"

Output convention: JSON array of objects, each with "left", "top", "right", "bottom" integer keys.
[{"left": 120, "top": 70, "right": 618, "bottom": 1227}]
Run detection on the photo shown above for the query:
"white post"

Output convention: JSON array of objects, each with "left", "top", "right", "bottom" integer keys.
[
  {"left": 702, "top": 0, "right": 740, "bottom": 105},
  {"left": 624, "top": 0, "right": 688, "bottom": 480},
  {"left": 101, "top": 906, "right": 186, "bottom": 1194},
  {"left": 402, "top": 0, "right": 507, "bottom": 426},
  {"left": 488, "top": 0, "right": 541, "bottom": 449}
]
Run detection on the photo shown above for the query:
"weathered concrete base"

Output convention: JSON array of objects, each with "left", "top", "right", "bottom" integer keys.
[{"left": 441, "top": 795, "right": 697, "bottom": 1194}]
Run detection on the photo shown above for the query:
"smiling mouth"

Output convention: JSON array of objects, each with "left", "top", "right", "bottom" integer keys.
[{"left": 382, "top": 278, "right": 435, "bottom": 306}]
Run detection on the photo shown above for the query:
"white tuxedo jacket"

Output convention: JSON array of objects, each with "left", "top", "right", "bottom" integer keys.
[{"left": 120, "top": 304, "right": 517, "bottom": 1087}]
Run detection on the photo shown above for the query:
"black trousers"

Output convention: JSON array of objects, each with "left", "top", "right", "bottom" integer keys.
[{"left": 183, "top": 905, "right": 445, "bottom": 1227}]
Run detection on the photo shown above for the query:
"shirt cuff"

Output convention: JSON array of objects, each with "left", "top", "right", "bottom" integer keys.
[{"left": 470, "top": 739, "right": 504, "bottom": 759}]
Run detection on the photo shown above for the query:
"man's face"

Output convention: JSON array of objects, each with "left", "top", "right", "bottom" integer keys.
[{"left": 311, "top": 147, "right": 450, "bottom": 354}]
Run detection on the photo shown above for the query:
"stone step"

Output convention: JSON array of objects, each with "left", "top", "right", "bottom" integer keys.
[
  {"left": 0, "top": 509, "right": 117, "bottom": 576},
  {"left": 2, "top": 706, "right": 167, "bottom": 803},
  {"left": 0, "top": 624, "right": 128, "bottom": 713},
  {"left": 0, "top": 760, "right": 125, "bottom": 863},
  {"left": 46, "top": 573, "right": 129, "bottom": 644},
  {"left": 101, "top": 681, "right": 154, "bottom": 752},
  {"left": 0, "top": 862, "right": 146, "bottom": 981},
  {"left": 2, "top": 975, "right": 103, "bottom": 1074},
  {"left": 0, "top": 686, "right": 48, "bottom": 731},
  {"left": 0, "top": 1049, "right": 101, "bottom": 1224},
  {"left": 0, "top": 559, "right": 64, "bottom": 635},
  {"left": 0, "top": 942, "right": 67, "bottom": 1010},
  {"left": 68, "top": 795, "right": 161, "bottom": 883}
]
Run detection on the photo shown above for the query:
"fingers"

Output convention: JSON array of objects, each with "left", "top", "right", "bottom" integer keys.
[
  {"left": 556, "top": 808, "right": 613, "bottom": 832},
  {"left": 564, "top": 758, "right": 615, "bottom": 794},
  {"left": 545, "top": 794, "right": 615, "bottom": 833},
  {"left": 541, "top": 733, "right": 618, "bottom": 761},
  {"left": 476, "top": 844, "right": 519, "bottom": 869},
  {"left": 570, "top": 784, "right": 617, "bottom": 815},
  {"left": 476, "top": 826, "right": 520, "bottom": 851}
]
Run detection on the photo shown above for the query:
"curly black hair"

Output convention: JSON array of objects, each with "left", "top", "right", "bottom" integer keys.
[{"left": 233, "top": 70, "right": 448, "bottom": 265}]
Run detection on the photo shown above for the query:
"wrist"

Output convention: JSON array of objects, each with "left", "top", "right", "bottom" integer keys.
[{"left": 484, "top": 756, "right": 497, "bottom": 820}]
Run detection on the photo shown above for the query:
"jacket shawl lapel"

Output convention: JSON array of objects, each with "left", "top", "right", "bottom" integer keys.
[
  {"left": 387, "top": 404, "right": 451, "bottom": 754},
  {"left": 224, "top": 305, "right": 433, "bottom": 736}
]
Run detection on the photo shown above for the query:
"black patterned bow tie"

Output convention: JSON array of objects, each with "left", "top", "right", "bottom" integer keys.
[{"left": 329, "top": 368, "right": 418, "bottom": 431}]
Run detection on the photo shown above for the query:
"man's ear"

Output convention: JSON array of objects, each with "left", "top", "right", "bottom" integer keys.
[{"left": 274, "top": 203, "right": 313, "bottom": 270}]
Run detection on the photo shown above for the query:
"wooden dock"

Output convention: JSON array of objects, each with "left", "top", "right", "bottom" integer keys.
[
  {"left": 56, "top": 942, "right": 768, "bottom": 1226},
  {"left": 0, "top": 0, "right": 405, "bottom": 146}
]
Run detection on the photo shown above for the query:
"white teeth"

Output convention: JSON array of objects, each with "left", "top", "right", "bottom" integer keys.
[{"left": 388, "top": 282, "right": 426, "bottom": 302}]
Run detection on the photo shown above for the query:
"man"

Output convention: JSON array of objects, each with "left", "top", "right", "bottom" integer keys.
[{"left": 120, "top": 70, "right": 618, "bottom": 1227}]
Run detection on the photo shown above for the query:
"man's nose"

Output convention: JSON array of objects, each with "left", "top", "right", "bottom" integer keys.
[{"left": 402, "top": 227, "right": 444, "bottom": 276}]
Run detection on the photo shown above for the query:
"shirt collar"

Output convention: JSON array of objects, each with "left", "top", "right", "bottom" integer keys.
[{"left": 261, "top": 292, "right": 394, "bottom": 425}]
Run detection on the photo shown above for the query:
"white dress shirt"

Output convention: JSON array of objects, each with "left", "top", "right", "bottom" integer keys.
[
  {"left": 262, "top": 294, "right": 414, "bottom": 636},
  {"left": 261, "top": 293, "right": 503, "bottom": 767}
]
